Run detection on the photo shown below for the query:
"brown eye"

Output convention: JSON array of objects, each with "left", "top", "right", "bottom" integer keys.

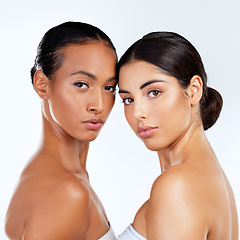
[
  {"left": 122, "top": 98, "right": 134, "bottom": 105},
  {"left": 148, "top": 90, "right": 161, "bottom": 98},
  {"left": 105, "top": 85, "right": 116, "bottom": 93},
  {"left": 74, "top": 82, "right": 88, "bottom": 89}
]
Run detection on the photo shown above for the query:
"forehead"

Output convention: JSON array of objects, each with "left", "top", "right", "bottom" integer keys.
[
  {"left": 62, "top": 43, "right": 116, "bottom": 67},
  {"left": 119, "top": 61, "right": 175, "bottom": 88},
  {"left": 55, "top": 43, "right": 117, "bottom": 78},
  {"left": 120, "top": 60, "right": 159, "bottom": 72}
]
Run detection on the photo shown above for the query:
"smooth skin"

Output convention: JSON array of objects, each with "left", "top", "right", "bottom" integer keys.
[
  {"left": 5, "top": 43, "right": 117, "bottom": 240},
  {"left": 119, "top": 61, "right": 238, "bottom": 240}
]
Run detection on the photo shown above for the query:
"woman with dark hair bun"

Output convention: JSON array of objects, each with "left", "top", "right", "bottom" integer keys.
[
  {"left": 117, "top": 32, "right": 238, "bottom": 240},
  {"left": 5, "top": 22, "right": 117, "bottom": 240}
]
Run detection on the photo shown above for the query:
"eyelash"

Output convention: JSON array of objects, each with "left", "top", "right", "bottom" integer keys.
[
  {"left": 122, "top": 98, "right": 134, "bottom": 105},
  {"left": 105, "top": 85, "right": 116, "bottom": 93},
  {"left": 148, "top": 89, "right": 161, "bottom": 97},
  {"left": 121, "top": 90, "right": 161, "bottom": 105},
  {"left": 74, "top": 82, "right": 116, "bottom": 93},
  {"left": 74, "top": 82, "right": 88, "bottom": 89}
]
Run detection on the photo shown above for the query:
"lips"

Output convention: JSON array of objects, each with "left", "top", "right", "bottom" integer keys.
[
  {"left": 83, "top": 118, "right": 104, "bottom": 130},
  {"left": 137, "top": 125, "right": 158, "bottom": 138}
]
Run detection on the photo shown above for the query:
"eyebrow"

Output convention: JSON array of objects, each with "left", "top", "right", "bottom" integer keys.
[
  {"left": 118, "top": 89, "right": 130, "bottom": 94},
  {"left": 140, "top": 80, "right": 165, "bottom": 89},
  {"left": 71, "top": 70, "right": 96, "bottom": 80},
  {"left": 119, "top": 79, "right": 165, "bottom": 94},
  {"left": 107, "top": 76, "right": 117, "bottom": 83},
  {"left": 71, "top": 70, "right": 117, "bottom": 83}
]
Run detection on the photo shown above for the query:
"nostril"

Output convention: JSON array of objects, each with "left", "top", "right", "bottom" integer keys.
[{"left": 89, "top": 106, "right": 105, "bottom": 113}]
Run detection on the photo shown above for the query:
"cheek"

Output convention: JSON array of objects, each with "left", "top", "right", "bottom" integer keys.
[
  {"left": 104, "top": 94, "right": 115, "bottom": 116},
  {"left": 155, "top": 93, "right": 191, "bottom": 131},
  {"left": 124, "top": 107, "right": 137, "bottom": 130},
  {"left": 49, "top": 89, "right": 85, "bottom": 125}
]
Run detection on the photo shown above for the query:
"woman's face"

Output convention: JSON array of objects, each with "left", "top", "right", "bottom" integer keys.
[
  {"left": 47, "top": 43, "right": 117, "bottom": 142},
  {"left": 119, "top": 61, "right": 192, "bottom": 151}
]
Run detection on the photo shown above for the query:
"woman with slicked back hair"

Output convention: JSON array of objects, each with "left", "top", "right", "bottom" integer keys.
[
  {"left": 5, "top": 22, "right": 117, "bottom": 240},
  {"left": 117, "top": 32, "right": 238, "bottom": 240}
]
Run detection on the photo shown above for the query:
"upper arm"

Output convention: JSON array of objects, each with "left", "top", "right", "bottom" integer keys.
[
  {"left": 23, "top": 180, "right": 90, "bottom": 240},
  {"left": 146, "top": 169, "right": 208, "bottom": 240}
]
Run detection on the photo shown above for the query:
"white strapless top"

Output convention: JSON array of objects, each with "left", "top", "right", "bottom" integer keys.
[
  {"left": 99, "top": 224, "right": 116, "bottom": 240},
  {"left": 117, "top": 224, "right": 146, "bottom": 240}
]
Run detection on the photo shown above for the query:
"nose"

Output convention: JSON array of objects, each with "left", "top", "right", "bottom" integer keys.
[
  {"left": 133, "top": 100, "right": 147, "bottom": 121},
  {"left": 87, "top": 89, "right": 105, "bottom": 114}
]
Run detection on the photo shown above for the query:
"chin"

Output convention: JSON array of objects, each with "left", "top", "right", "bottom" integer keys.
[
  {"left": 145, "top": 144, "right": 161, "bottom": 152},
  {"left": 74, "top": 131, "right": 100, "bottom": 142},
  {"left": 88, "top": 135, "right": 98, "bottom": 142},
  {"left": 142, "top": 139, "right": 165, "bottom": 152}
]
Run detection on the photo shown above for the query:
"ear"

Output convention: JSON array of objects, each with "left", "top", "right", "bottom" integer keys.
[
  {"left": 186, "top": 75, "right": 203, "bottom": 106},
  {"left": 33, "top": 70, "right": 50, "bottom": 99}
]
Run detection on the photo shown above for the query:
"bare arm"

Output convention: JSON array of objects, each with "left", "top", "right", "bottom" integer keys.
[
  {"left": 146, "top": 168, "right": 209, "bottom": 240},
  {"left": 23, "top": 180, "right": 90, "bottom": 240}
]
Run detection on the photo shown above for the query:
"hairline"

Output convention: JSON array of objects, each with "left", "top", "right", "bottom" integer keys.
[{"left": 48, "top": 39, "right": 116, "bottom": 81}]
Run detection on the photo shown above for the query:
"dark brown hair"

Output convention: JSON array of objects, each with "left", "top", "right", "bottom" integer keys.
[
  {"left": 31, "top": 21, "right": 116, "bottom": 84},
  {"left": 118, "top": 32, "right": 222, "bottom": 130}
]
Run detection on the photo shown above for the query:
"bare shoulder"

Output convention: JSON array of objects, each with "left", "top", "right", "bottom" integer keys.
[
  {"left": 24, "top": 169, "right": 90, "bottom": 207},
  {"left": 150, "top": 164, "right": 194, "bottom": 197},
  {"left": 24, "top": 172, "right": 90, "bottom": 240},
  {"left": 6, "top": 170, "right": 90, "bottom": 240},
  {"left": 147, "top": 165, "right": 209, "bottom": 239}
]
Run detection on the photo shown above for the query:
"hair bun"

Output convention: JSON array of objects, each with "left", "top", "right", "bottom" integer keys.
[{"left": 200, "top": 87, "right": 223, "bottom": 130}]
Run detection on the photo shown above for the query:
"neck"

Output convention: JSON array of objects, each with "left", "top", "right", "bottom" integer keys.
[
  {"left": 39, "top": 105, "right": 90, "bottom": 174},
  {"left": 157, "top": 123, "right": 208, "bottom": 173}
]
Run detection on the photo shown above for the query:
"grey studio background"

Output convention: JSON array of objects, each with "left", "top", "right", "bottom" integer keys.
[{"left": 0, "top": 0, "right": 239, "bottom": 239}]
